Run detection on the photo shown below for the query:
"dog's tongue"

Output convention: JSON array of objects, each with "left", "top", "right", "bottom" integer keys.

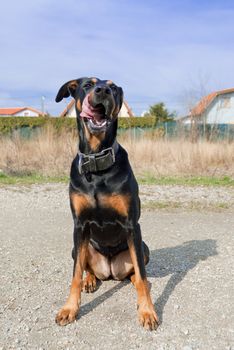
[{"left": 80, "top": 95, "right": 104, "bottom": 121}]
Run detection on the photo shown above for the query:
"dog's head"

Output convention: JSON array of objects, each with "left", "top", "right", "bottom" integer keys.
[{"left": 55, "top": 77, "right": 123, "bottom": 135}]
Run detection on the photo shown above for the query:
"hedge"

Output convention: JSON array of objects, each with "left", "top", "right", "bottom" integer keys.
[{"left": 0, "top": 116, "right": 157, "bottom": 134}]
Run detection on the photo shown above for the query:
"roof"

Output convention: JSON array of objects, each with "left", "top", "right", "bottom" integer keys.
[
  {"left": 0, "top": 107, "right": 43, "bottom": 115},
  {"left": 122, "top": 100, "right": 134, "bottom": 117},
  {"left": 60, "top": 99, "right": 134, "bottom": 117},
  {"left": 60, "top": 100, "right": 75, "bottom": 117},
  {"left": 190, "top": 88, "right": 234, "bottom": 117}
]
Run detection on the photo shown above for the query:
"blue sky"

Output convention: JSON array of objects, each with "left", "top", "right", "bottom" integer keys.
[{"left": 1, "top": 0, "right": 234, "bottom": 116}]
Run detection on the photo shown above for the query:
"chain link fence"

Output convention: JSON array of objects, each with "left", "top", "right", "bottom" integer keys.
[{"left": 118, "top": 121, "right": 234, "bottom": 141}]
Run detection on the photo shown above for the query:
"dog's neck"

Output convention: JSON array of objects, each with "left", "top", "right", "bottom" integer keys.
[{"left": 77, "top": 117, "right": 118, "bottom": 154}]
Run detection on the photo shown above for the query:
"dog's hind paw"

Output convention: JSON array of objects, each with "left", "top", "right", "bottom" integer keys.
[{"left": 82, "top": 272, "right": 97, "bottom": 293}]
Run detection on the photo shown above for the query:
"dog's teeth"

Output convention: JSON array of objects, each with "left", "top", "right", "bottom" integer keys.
[{"left": 89, "top": 119, "right": 107, "bottom": 129}]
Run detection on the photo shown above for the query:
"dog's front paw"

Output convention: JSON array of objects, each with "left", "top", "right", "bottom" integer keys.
[
  {"left": 55, "top": 305, "right": 78, "bottom": 326},
  {"left": 82, "top": 273, "right": 97, "bottom": 293},
  {"left": 138, "top": 306, "right": 159, "bottom": 331}
]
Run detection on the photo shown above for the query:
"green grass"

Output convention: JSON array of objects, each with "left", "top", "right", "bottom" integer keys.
[
  {"left": 0, "top": 171, "right": 233, "bottom": 186},
  {"left": 141, "top": 200, "right": 231, "bottom": 210},
  {"left": 0, "top": 172, "right": 68, "bottom": 185},
  {"left": 137, "top": 173, "right": 234, "bottom": 186}
]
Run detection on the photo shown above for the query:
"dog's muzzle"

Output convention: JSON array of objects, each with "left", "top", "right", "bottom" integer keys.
[{"left": 80, "top": 91, "right": 115, "bottom": 133}]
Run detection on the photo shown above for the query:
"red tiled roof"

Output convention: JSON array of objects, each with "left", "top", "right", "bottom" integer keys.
[
  {"left": 0, "top": 107, "right": 43, "bottom": 115},
  {"left": 60, "top": 99, "right": 134, "bottom": 117},
  {"left": 191, "top": 88, "right": 234, "bottom": 117},
  {"left": 0, "top": 107, "right": 24, "bottom": 115}
]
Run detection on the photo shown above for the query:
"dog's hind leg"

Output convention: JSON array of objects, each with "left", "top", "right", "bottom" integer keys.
[
  {"left": 84, "top": 243, "right": 111, "bottom": 282},
  {"left": 110, "top": 249, "right": 134, "bottom": 280},
  {"left": 82, "top": 270, "right": 97, "bottom": 293},
  {"left": 110, "top": 242, "right": 150, "bottom": 281}
]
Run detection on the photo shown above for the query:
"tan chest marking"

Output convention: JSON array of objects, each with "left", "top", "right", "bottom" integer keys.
[
  {"left": 71, "top": 193, "right": 95, "bottom": 216},
  {"left": 99, "top": 194, "right": 130, "bottom": 216}
]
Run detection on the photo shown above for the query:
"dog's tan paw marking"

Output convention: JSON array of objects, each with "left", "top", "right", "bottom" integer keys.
[
  {"left": 55, "top": 306, "right": 78, "bottom": 326},
  {"left": 138, "top": 307, "right": 159, "bottom": 331},
  {"left": 82, "top": 273, "right": 97, "bottom": 293}
]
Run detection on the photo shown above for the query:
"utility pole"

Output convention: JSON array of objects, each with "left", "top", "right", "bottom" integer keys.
[{"left": 41, "top": 96, "right": 45, "bottom": 116}]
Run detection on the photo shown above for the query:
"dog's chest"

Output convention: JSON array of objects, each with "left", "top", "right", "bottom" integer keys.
[
  {"left": 70, "top": 191, "right": 131, "bottom": 247},
  {"left": 89, "top": 221, "right": 126, "bottom": 247},
  {"left": 71, "top": 192, "right": 130, "bottom": 219}
]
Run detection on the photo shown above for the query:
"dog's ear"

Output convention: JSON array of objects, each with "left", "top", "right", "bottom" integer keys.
[
  {"left": 55, "top": 79, "right": 80, "bottom": 102},
  {"left": 118, "top": 87, "right": 124, "bottom": 109},
  {"left": 113, "top": 87, "right": 124, "bottom": 118}
]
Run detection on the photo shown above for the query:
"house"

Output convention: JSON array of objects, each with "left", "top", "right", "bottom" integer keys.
[
  {"left": 181, "top": 88, "right": 234, "bottom": 124},
  {"left": 0, "top": 107, "right": 43, "bottom": 117},
  {"left": 60, "top": 99, "right": 134, "bottom": 118}
]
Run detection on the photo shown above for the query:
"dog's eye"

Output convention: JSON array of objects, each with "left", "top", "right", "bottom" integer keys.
[
  {"left": 111, "top": 85, "right": 117, "bottom": 93},
  {"left": 84, "top": 83, "right": 93, "bottom": 89}
]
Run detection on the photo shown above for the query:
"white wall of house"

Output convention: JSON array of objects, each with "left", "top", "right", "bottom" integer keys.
[
  {"left": 65, "top": 104, "right": 76, "bottom": 118},
  {"left": 13, "top": 109, "right": 40, "bottom": 117},
  {"left": 182, "top": 93, "right": 234, "bottom": 124},
  {"left": 204, "top": 93, "right": 234, "bottom": 124},
  {"left": 118, "top": 103, "right": 130, "bottom": 117},
  {"left": 181, "top": 118, "right": 192, "bottom": 124}
]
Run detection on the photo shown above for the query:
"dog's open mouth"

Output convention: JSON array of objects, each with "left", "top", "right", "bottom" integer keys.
[{"left": 80, "top": 94, "right": 109, "bottom": 133}]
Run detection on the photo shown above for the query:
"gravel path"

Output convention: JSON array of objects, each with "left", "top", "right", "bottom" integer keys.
[
  {"left": 140, "top": 184, "right": 234, "bottom": 208},
  {"left": 0, "top": 184, "right": 234, "bottom": 350}
]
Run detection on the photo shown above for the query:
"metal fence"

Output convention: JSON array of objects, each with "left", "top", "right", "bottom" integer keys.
[
  {"left": 8, "top": 122, "right": 234, "bottom": 142},
  {"left": 118, "top": 122, "right": 234, "bottom": 141}
]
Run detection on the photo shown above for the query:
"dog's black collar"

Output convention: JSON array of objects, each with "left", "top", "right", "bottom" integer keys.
[{"left": 77, "top": 141, "right": 119, "bottom": 175}]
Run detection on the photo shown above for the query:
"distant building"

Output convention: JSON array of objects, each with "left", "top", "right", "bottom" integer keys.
[
  {"left": 60, "top": 99, "right": 134, "bottom": 118},
  {"left": 0, "top": 107, "right": 43, "bottom": 117},
  {"left": 181, "top": 88, "right": 234, "bottom": 124}
]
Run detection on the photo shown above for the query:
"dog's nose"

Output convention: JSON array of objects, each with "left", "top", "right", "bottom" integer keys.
[{"left": 94, "top": 86, "right": 111, "bottom": 96}]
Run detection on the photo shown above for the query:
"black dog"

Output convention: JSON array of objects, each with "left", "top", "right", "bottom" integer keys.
[{"left": 55, "top": 77, "right": 158, "bottom": 330}]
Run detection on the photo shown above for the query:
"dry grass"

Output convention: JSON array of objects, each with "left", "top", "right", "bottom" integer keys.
[
  {"left": 0, "top": 127, "right": 76, "bottom": 176},
  {"left": 0, "top": 127, "right": 233, "bottom": 178},
  {"left": 126, "top": 137, "right": 234, "bottom": 178}
]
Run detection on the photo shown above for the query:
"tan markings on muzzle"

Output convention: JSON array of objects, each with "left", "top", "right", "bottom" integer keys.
[
  {"left": 76, "top": 99, "right": 82, "bottom": 111},
  {"left": 89, "top": 90, "right": 94, "bottom": 102}
]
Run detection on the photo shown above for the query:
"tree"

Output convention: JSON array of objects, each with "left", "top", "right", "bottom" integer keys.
[
  {"left": 179, "top": 71, "right": 211, "bottom": 114},
  {"left": 145, "top": 102, "right": 176, "bottom": 124}
]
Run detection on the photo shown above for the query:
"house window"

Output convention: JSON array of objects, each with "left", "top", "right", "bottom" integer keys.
[
  {"left": 219, "top": 96, "right": 231, "bottom": 109},
  {"left": 24, "top": 112, "right": 29, "bottom": 116}
]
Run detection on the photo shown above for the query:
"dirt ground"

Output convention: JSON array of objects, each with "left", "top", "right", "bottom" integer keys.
[{"left": 0, "top": 184, "right": 233, "bottom": 350}]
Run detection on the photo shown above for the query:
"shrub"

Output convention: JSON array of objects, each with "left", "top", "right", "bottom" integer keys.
[{"left": 0, "top": 116, "right": 156, "bottom": 135}]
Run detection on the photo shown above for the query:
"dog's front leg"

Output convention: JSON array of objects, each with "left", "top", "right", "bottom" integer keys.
[
  {"left": 55, "top": 222, "right": 89, "bottom": 326},
  {"left": 128, "top": 223, "right": 159, "bottom": 330}
]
